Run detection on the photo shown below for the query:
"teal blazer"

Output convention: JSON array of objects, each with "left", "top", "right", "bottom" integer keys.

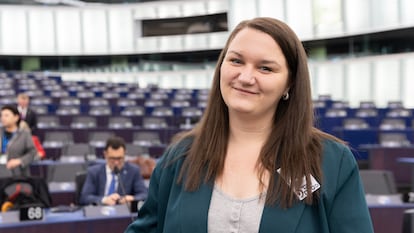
[{"left": 125, "top": 138, "right": 374, "bottom": 233}]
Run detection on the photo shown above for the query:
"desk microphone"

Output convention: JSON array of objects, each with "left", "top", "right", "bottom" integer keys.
[{"left": 113, "top": 166, "right": 135, "bottom": 222}]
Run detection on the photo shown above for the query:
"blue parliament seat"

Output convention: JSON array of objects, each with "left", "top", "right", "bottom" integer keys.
[
  {"left": 151, "top": 106, "right": 174, "bottom": 117},
  {"left": 76, "top": 90, "right": 96, "bottom": 98},
  {"left": 60, "top": 143, "right": 96, "bottom": 162},
  {"left": 120, "top": 106, "right": 145, "bottom": 117},
  {"left": 37, "top": 116, "right": 61, "bottom": 129},
  {"left": 133, "top": 131, "right": 163, "bottom": 147},
  {"left": 117, "top": 98, "right": 136, "bottom": 107},
  {"left": 56, "top": 105, "right": 81, "bottom": 116},
  {"left": 31, "top": 105, "right": 48, "bottom": 114},
  {"left": 59, "top": 97, "right": 81, "bottom": 106},
  {"left": 70, "top": 116, "right": 97, "bottom": 129},
  {"left": 88, "top": 97, "right": 109, "bottom": 106},
  {"left": 108, "top": 116, "right": 133, "bottom": 129},
  {"left": 88, "top": 106, "right": 112, "bottom": 116}
]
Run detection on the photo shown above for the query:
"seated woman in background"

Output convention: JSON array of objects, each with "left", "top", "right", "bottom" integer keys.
[{"left": 0, "top": 105, "right": 36, "bottom": 177}]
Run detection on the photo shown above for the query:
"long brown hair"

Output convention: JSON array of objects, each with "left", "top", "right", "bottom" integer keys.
[{"left": 175, "top": 17, "right": 342, "bottom": 207}]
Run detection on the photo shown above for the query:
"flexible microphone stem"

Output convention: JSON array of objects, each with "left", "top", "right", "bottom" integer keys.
[{"left": 113, "top": 166, "right": 135, "bottom": 222}]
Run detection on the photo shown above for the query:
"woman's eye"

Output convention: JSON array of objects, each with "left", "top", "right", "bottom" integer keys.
[
  {"left": 230, "top": 58, "right": 242, "bottom": 64},
  {"left": 260, "top": 66, "right": 273, "bottom": 72}
]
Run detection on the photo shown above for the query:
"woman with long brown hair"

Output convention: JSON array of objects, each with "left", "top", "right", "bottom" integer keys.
[{"left": 126, "top": 17, "right": 373, "bottom": 233}]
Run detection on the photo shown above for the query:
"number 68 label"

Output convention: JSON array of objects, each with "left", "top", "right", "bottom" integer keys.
[
  {"left": 20, "top": 206, "right": 44, "bottom": 221},
  {"left": 28, "top": 207, "right": 43, "bottom": 219}
]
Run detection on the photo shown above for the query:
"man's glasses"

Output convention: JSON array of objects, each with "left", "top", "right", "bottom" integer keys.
[{"left": 107, "top": 156, "right": 125, "bottom": 161}]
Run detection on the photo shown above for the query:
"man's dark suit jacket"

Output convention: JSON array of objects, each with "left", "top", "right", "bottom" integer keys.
[
  {"left": 22, "top": 108, "right": 37, "bottom": 135},
  {"left": 80, "top": 162, "right": 148, "bottom": 205},
  {"left": 16, "top": 105, "right": 37, "bottom": 135}
]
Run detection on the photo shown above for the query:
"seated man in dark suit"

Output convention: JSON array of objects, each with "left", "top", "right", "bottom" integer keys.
[
  {"left": 16, "top": 93, "right": 37, "bottom": 135},
  {"left": 80, "top": 136, "right": 148, "bottom": 206}
]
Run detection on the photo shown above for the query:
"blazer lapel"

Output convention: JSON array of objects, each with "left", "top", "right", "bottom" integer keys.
[
  {"left": 99, "top": 166, "right": 107, "bottom": 195},
  {"left": 259, "top": 202, "right": 306, "bottom": 233}
]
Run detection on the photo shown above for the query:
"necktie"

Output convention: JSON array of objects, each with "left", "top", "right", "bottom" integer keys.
[
  {"left": 20, "top": 109, "right": 26, "bottom": 120},
  {"left": 107, "top": 172, "right": 116, "bottom": 195}
]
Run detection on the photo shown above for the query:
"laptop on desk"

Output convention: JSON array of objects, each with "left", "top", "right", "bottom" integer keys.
[{"left": 83, "top": 205, "right": 130, "bottom": 218}]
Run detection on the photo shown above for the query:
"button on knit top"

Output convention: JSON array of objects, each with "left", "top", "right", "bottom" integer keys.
[{"left": 208, "top": 186, "right": 266, "bottom": 233}]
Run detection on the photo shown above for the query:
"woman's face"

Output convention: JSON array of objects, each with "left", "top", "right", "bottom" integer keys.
[
  {"left": 220, "top": 28, "right": 290, "bottom": 119},
  {"left": 1, "top": 109, "right": 19, "bottom": 128}
]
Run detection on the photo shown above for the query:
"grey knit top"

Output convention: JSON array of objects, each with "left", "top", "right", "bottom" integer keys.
[{"left": 208, "top": 186, "right": 266, "bottom": 233}]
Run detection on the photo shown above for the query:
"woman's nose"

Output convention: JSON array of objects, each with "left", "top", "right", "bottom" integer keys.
[{"left": 237, "top": 66, "right": 256, "bottom": 84}]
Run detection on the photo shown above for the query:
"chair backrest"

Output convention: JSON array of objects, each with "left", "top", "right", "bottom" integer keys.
[
  {"left": 143, "top": 117, "right": 168, "bottom": 129},
  {"left": 181, "top": 107, "right": 203, "bottom": 117},
  {"left": 133, "top": 131, "right": 162, "bottom": 146},
  {"left": 60, "top": 143, "right": 96, "bottom": 162},
  {"left": 355, "top": 108, "right": 378, "bottom": 117},
  {"left": 108, "top": 117, "right": 133, "bottom": 129},
  {"left": 402, "top": 209, "right": 414, "bottom": 233},
  {"left": 121, "top": 106, "right": 145, "bottom": 116},
  {"left": 60, "top": 97, "right": 81, "bottom": 106},
  {"left": 89, "top": 106, "right": 112, "bottom": 116},
  {"left": 380, "top": 118, "right": 407, "bottom": 130},
  {"left": 102, "top": 92, "right": 119, "bottom": 99},
  {"left": 37, "top": 116, "right": 60, "bottom": 129},
  {"left": 88, "top": 131, "right": 114, "bottom": 148},
  {"left": 387, "top": 101, "right": 404, "bottom": 109},
  {"left": 379, "top": 133, "right": 411, "bottom": 147},
  {"left": 144, "top": 99, "right": 164, "bottom": 107},
  {"left": 70, "top": 116, "right": 97, "bottom": 129},
  {"left": 88, "top": 98, "right": 109, "bottom": 106},
  {"left": 47, "top": 163, "right": 87, "bottom": 183},
  {"left": 359, "top": 101, "right": 376, "bottom": 109},
  {"left": 0, "top": 176, "right": 52, "bottom": 209},
  {"left": 325, "top": 108, "right": 347, "bottom": 117},
  {"left": 56, "top": 106, "right": 80, "bottom": 115},
  {"left": 359, "top": 170, "right": 397, "bottom": 195},
  {"left": 152, "top": 107, "right": 174, "bottom": 117},
  {"left": 387, "top": 108, "right": 412, "bottom": 117},
  {"left": 31, "top": 105, "right": 48, "bottom": 114},
  {"left": 31, "top": 96, "right": 52, "bottom": 105},
  {"left": 77, "top": 91, "right": 95, "bottom": 98},
  {"left": 170, "top": 100, "right": 190, "bottom": 108},
  {"left": 43, "top": 131, "right": 74, "bottom": 148},
  {"left": 117, "top": 98, "right": 136, "bottom": 107},
  {"left": 343, "top": 118, "right": 369, "bottom": 130},
  {"left": 74, "top": 171, "right": 87, "bottom": 205}
]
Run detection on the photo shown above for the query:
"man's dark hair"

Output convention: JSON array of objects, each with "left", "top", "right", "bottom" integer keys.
[
  {"left": 1, "top": 104, "right": 21, "bottom": 126},
  {"left": 104, "top": 136, "right": 126, "bottom": 151}
]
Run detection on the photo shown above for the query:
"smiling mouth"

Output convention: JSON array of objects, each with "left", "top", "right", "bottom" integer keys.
[{"left": 233, "top": 87, "right": 258, "bottom": 95}]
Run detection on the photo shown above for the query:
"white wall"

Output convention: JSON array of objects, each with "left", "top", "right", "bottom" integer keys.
[
  {"left": 1, "top": 0, "right": 414, "bottom": 55},
  {"left": 0, "top": 9, "right": 28, "bottom": 54},
  {"left": 82, "top": 8, "right": 108, "bottom": 54},
  {"left": 55, "top": 9, "right": 82, "bottom": 54},
  {"left": 28, "top": 9, "right": 55, "bottom": 54}
]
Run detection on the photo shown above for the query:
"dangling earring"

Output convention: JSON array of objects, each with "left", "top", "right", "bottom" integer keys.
[{"left": 282, "top": 92, "right": 289, "bottom": 100}]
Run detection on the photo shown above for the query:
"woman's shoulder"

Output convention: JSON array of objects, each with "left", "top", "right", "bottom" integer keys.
[
  {"left": 16, "top": 128, "right": 31, "bottom": 136},
  {"left": 321, "top": 138, "right": 358, "bottom": 183},
  {"left": 158, "top": 136, "right": 194, "bottom": 168},
  {"left": 321, "top": 138, "right": 349, "bottom": 155}
]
